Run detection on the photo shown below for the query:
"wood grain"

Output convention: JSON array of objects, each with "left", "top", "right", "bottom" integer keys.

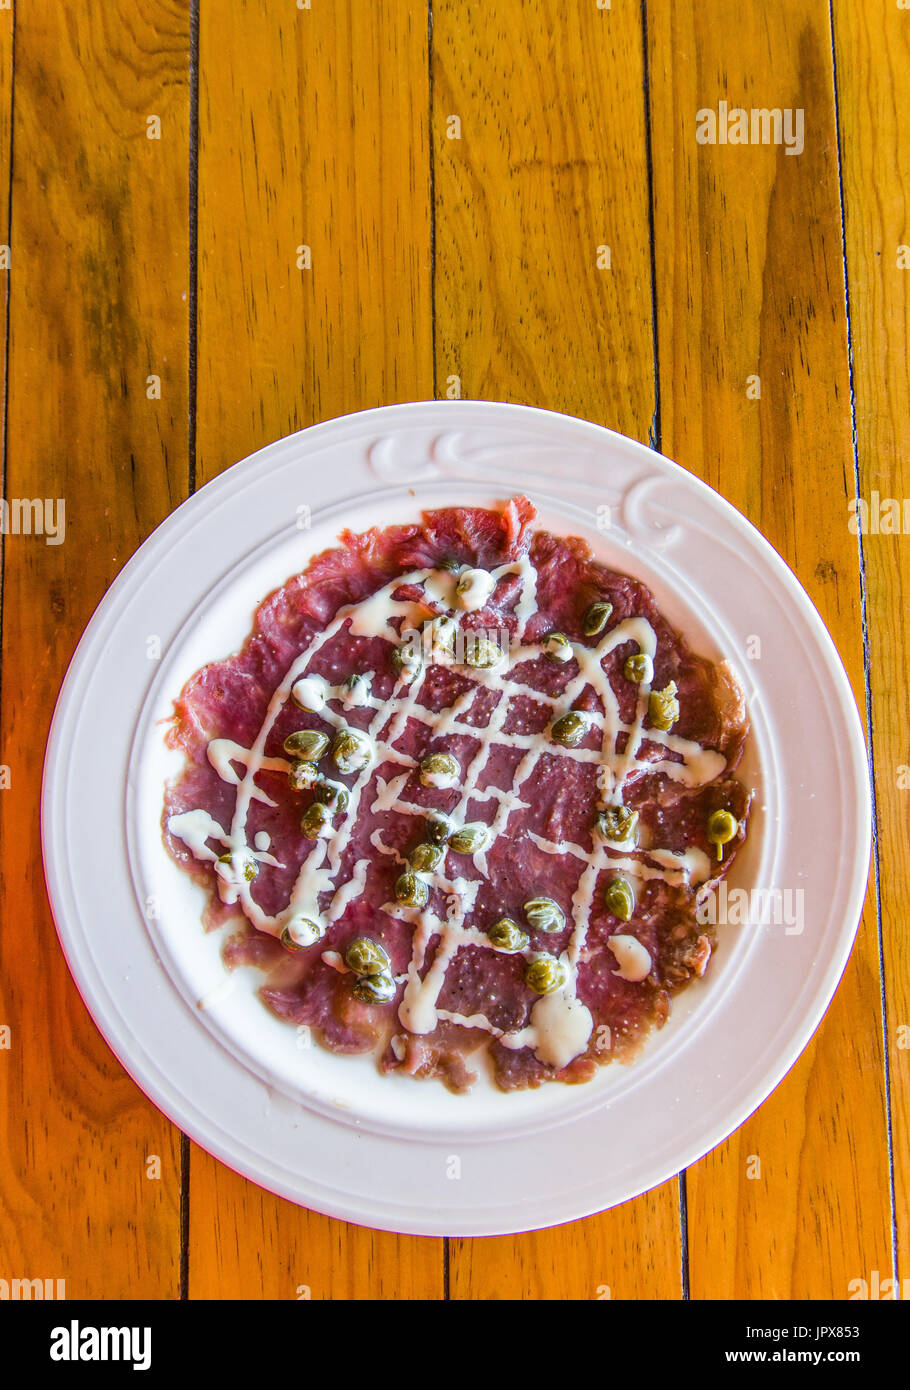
[
  {"left": 433, "top": 0, "right": 681, "bottom": 1298},
  {"left": 0, "top": 0, "right": 189, "bottom": 1296},
  {"left": 433, "top": 0, "right": 657, "bottom": 437},
  {"left": 645, "top": 0, "right": 892, "bottom": 1297},
  {"left": 190, "top": 0, "right": 441, "bottom": 1299},
  {"left": 832, "top": 0, "right": 910, "bottom": 1292}
]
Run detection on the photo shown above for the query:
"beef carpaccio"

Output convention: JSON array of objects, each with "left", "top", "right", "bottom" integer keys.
[{"left": 163, "top": 498, "right": 752, "bottom": 1093}]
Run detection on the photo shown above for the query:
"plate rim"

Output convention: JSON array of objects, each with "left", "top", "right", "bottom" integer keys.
[{"left": 40, "top": 399, "right": 872, "bottom": 1235}]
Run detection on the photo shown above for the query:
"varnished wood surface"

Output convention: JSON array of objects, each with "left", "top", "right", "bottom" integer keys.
[{"left": 0, "top": 0, "right": 902, "bottom": 1300}]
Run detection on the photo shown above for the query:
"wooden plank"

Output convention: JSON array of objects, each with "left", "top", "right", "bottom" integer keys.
[
  {"left": 646, "top": 0, "right": 892, "bottom": 1297},
  {"left": 832, "top": 0, "right": 910, "bottom": 1294},
  {"left": 433, "top": 0, "right": 682, "bottom": 1298},
  {"left": 0, "top": 0, "right": 190, "bottom": 1296},
  {"left": 449, "top": 1183, "right": 681, "bottom": 1302},
  {"left": 191, "top": 0, "right": 441, "bottom": 1298},
  {"left": 433, "top": 0, "right": 657, "bottom": 438},
  {"left": 195, "top": 0, "right": 435, "bottom": 476}
]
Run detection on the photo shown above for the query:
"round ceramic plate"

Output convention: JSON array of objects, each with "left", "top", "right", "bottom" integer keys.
[{"left": 42, "top": 401, "right": 871, "bottom": 1236}]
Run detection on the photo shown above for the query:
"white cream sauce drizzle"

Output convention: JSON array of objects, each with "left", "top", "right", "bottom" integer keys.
[
  {"left": 607, "top": 935, "right": 653, "bottom": 982},
  {"left": 169, "top": 546, "right": 732, "bottom": 1072}
]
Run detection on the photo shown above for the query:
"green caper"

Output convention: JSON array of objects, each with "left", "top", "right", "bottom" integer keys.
[
  {"left": 707, "top": 808, "right": 738, "bottom": 861},
  {"left": 409, "top": 841, "right": 445, "bottom": 873},
  {"left": 448, "top": 822, "right": 489, "bottom": 854},
  {"left": 344, "top": 673, "right": 371, "bottom": 707},
  {"left": 344, "top": 936, "right": 391, "bottom": 977},
  {"left": 313, "top": 778, "right": 350, "bottom": 812},
  {"left": 550, "top": 711, "right": 589, "bottom": 748},
  {"left": 542, "top": 632, "right": 573, "bottom": 663},
  {"left": 623, "top": 652, "right": 654, "bottom": 684},
  {"left": 487, "top": 918, "right": 529, "bottom": 952},
  {"left": 288, "top": 758, "right": 320, "bottom": 793},
  {"left": 280, "top": 916, "right": 324, "bottom": 951},
  {"left": 464, "top": 636, "right": 504, "bottom": 670},
  {"left": 425, "top": 811, "right": 454, "bottom": 846},
  {"left": 283, "top": 728, "right": 330, "bottom": 761},
  {"left": 352, "top": 970, "right": 397, "bottom": 1004},
  {"left": 582, "top": 600, "right": 614, "bottom": 637},
  {"left": 419, "top": 752, "right": 460, "bottom": 787},
  {"left": 455, "top": 568, "right": 496, "bottom": 610},
  {"left": 217, "top": 850, "right": 259, "bottom": 882},
  {"left": 392, "top": 645, "right": 422, "bottom": 681},
  {"left": 424, "top": 615, "right": 457, "bottom": 655},
  {"left": 524, "top": 898, "right": 566, "bottom": 933},
  {"left": 525, "top": 954, "right": 567, "bottom": 995},
  {"left": 648, "top": 680, "right": 679, "bottom": 731},
  {"left": 300, "top": 801, "right": 333, "bottom": 839},
  {"left": 604, "top": 876, "right": 635, "bottom": 921},
  {"left": 437, "top": 557, "right": 461, "bottom": 572},
  {"left": 332, "top": 727, "right": 372, "bottom": 774},
  {"left": 593, "top": 804, "right": 639, "bottom": 845},
  {"left": 395, "top": 870, "right": 430, "bottom": 909},
  {"left": 291, "top": 675, "right": 327, "bottom": 713}
]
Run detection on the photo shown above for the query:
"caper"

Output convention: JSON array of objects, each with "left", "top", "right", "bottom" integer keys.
[
  {"left": 280, "top": 916, "right": 324, "bottom": 951},
  {"left": 344, "top": 936, "right": 391, "bottom": 977},
  {"left": 291, "top": 675, "right": 328, "bottom": 713},
  {"left": 437, "top": 557, "right": 461, "bottom": 572},
  {"left": 455, "top": 568, "right": 496, "bottom": 611},
  {"left": 593, "top": 804, "right": 639, "bottom": 845},
  {"left": 487, "top": 918, "right": 529, "bottom": 952},
  {"left": 464, "top": 636, "right": 505, "bottom": 670},
  {"left": 352, "top": 970, "right": 397, "bottom": 1004},
  {"left": 424, "top": 615, "right": 457, "bottom": 656},
  {"left": 706, "top": 808, "right": 738, "bottom": 861},
  {"left": 313, "top": 778, "right": 350, "bottom": 813},
  {"left": 283, "top": 728, "right": 330, "bottom": 761},
  {"left": 410, "top": 841, "right": 445, "bottom": 873},
  {"left": 300, "top": 801, "right": 333, "bottom": 839},
  {"left": 525, "top": 954, "right": 567, "bottom": 995},
  {"left": 524, "top": 897, "right": 566, "bottom": 933},
  {"left": 604, "top": 876, "right": 634, "bottom": 921},
  {"left": 395, "top": 870, "right": 430, "bottom": 909},
  {"left": 419, "top": 751, "right": 460, "bottom": 788},
  {"left": 288, "top": 758, "right": 320, "bottom": 793},
  {"left": 648, "top": 680, "right": 679, "bottom": 732},
  {"left": 542, "top": 632, "right": 573, "bottom": 663},
  {"left": 623, "top": 652, "right": 654, "bottom": 684},
  {"left": 582, "top": 601, "right": 614, "bottom": 637},
  {"left": 332, "top": 727, "right": 372, "bottom": 774},
  {"left": 343, "top": 673, "right": 371, "bottom": 708},
  {"left": 550, "top": 711, "right": 589, "bottom": 748},
  {"left": 448, "top": 822, "right": 490, "bottom": 854},
  {"left": 392, "top": 645, "right": 422, "bottom": 681},
  {"left": 217, "top": 850, "right": 259, "bottom": 882},
  {"left": 425, "top": 811, "right": 454, "bottom": 845}
]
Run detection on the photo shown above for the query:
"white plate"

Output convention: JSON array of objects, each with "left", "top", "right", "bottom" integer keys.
[{"left": 41, "top": 401, "right": 871, "bottom": 1236}]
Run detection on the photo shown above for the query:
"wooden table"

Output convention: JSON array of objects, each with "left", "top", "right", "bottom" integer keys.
[{"left": 0, "top": 0, "right": 905, "bottom": 1301}]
